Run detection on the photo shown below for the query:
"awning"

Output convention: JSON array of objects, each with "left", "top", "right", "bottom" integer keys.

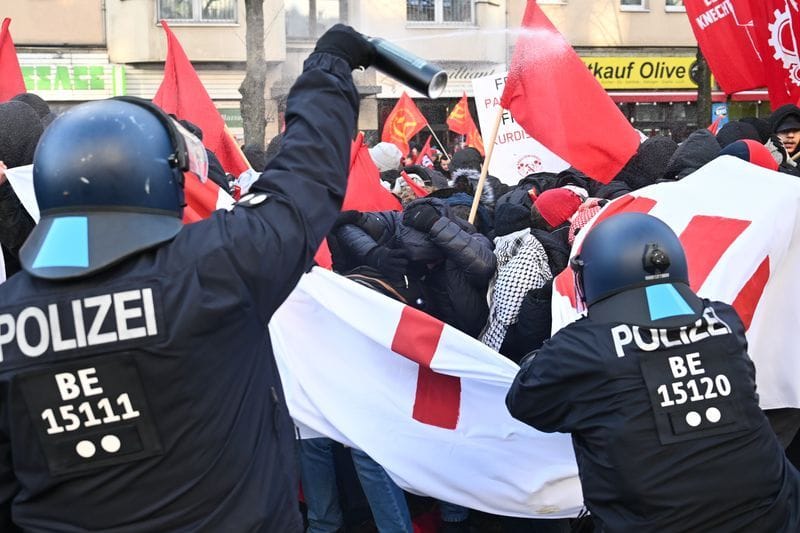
[{"left": 608, "top": 90, "right": 769, "bottom": 103}]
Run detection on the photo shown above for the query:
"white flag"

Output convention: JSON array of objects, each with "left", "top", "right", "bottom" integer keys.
[
  {"left": 270, "top": 268, "right": 583, "bottom": 519},
  {"left": 552, "top": 156, "right": 800, "bottom": 410}
]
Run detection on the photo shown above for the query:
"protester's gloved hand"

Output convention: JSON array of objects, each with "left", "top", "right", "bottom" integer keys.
[
  {"left": 766, "top": 135, "right": 795, "bottom": 167},
  {"left": 403, "top": 203, "right": 441, "bottom": 233},
  {"left": 365, "top": 246, "right": 408, "bottom": 279},
  {"left": 334, "top": 209, "right": 363, "bottom": 228},
  {"left": 313, "top": 24, "right": 375, "bottom": 70}
]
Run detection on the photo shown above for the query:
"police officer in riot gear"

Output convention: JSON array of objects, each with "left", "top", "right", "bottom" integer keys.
[
  {"left": 0, "top": 24, "right": 372, "bottom": 531},
  {"left": 507, "top": 212, "right": 800, "bottom": 532}
]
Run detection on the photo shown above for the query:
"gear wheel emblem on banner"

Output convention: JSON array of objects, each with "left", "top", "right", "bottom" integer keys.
[{"left": 769, "top": 5, "right": 800, "bottom": 86}]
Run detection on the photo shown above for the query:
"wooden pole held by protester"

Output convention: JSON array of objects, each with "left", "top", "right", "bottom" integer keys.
[
  {"left": 468, "top": 106, "right": 504, "bottom": 225},
  {"left": 425, "top": 124, "right": 451, "bottom": 159}
]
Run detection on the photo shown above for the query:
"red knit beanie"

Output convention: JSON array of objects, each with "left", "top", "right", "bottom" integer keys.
[{"left": 534, "top": 188, "right": 583, "bottom": 228}]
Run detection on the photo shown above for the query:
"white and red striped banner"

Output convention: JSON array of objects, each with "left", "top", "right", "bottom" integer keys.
[
  {"left": 269, "top": 267, "right": 583, "bottom": 519},
  {"left": 553, "top": 155, "right": 800, "bottom": 410}
]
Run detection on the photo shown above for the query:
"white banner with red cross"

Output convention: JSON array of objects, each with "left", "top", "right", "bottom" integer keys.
[
  {"left": 269, "top": 267, "right": 583, "bottom": 519},
  {"left": 552, "top": 156, "right": 800, "bottom": 410}
]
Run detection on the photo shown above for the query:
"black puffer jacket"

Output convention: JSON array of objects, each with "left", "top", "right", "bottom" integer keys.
[{"left": 333, "top": 199, "right": 496, "bottom": 337}]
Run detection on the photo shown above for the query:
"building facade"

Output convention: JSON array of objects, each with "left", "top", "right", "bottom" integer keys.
[{"left": 5, "top": 1, "right": 766, "bottom": 151}]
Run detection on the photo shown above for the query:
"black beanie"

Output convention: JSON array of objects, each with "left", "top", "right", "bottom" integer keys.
[
  {"left": 0, "top": 101, "right": 44, "bottom": 168},
  {"left": 12, "top": 92, "right": 51, "bottom": 119}
]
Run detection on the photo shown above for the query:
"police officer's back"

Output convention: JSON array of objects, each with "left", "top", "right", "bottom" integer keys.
[
  {"left": 0, "top": 25, "right": 373, "bottom": 532},
  {"left": 506, "top": 213, "right": 800, "bottom": 532}
]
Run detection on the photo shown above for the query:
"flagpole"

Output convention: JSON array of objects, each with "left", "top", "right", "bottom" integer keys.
[
  {"left": 468, "top": 107, "right": 504, "bottom": 225},
  {"left": 425, "top": 124, "right": 450, "bottom": 159}
]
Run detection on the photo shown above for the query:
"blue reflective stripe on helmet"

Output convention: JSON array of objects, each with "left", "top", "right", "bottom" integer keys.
[
  {"left": 32, "top": 217, "right": 89, "bottom": 269},
  {"left": 645, "top": 283, "right": 695, "bottom": 321}
]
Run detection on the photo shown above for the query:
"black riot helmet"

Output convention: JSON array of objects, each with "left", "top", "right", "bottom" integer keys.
[
  {"left": 570, "top": 212, "right": 702, "bottom": 326},
  {"left": 20, "top": 97, "right": 208, "bottom": 280}
]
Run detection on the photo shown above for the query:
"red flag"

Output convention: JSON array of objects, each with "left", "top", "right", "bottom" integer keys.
[
  {"left": 500, "top": 1, "right": 639, "bottom": 184},
  {"left": 684, "top": 1, "right": 764, "bottom": 94},
  {"left": 414, "top": 136, "right": 435, "bottom": 168},
  {"left": 0, "top": 19, "right": 26, "bottom": 102},
  {"left": 153, "top": 20, "right": 249, "bottom": 176},
  {"left": 343, "top": 133, "right": 403, "bottom": 212},
  {"left": 401, "top": 171, "right": 430, "bottom": 198},
  {"left": 382, "top": 92, "right": 428, "bottom": 156},
  {"left": 749, "top": 1, "right": 800, "bottom": 109},
  {"left": 314, "top": 133, "right": 403, "bottom": 268},
  {"left": 447, "top": 93, "right": 485, "bottom": 156},
  {"left": 708, "top": 115, "right": 724, "bottom": 135}
]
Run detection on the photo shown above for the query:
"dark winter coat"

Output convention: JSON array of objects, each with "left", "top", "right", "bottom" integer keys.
[
  {"left": 333, "top": 198, "right": 496, "bottom": 337},
  {"left": 0, "top": 101, "right": 43, "bottom": 277}
]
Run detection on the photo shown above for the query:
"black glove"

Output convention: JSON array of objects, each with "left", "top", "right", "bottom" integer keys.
[
  {"left": 365, "top": 246, "right": 408, "bottom": 279},
  {"left": 403, "top": 203, "right": 441, "bottom": 233},
  {"left": 313, "top": 24, "right": 374, "bottom": 70},
  {"left": 334, "top": 210, "right": 363, "bottom": 228}
]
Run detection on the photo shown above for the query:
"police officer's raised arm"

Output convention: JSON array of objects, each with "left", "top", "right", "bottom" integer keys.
[{"left": 164, "top": 25, "right": 373, "bottom": 322}]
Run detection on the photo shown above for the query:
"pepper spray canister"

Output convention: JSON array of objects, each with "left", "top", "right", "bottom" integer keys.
[{"left": 368, "top": 37, "right": 448, "bottom": 99}]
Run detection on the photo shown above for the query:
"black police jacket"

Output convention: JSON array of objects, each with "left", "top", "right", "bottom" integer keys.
[
  {"left": 0, "top": 52, "right": 358, "bottom": 532},
  {"left": 507, "top": 300, "right": 800, "bottom": 532}
]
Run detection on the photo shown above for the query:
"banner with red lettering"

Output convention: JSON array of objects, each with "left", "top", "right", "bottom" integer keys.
[
  {"left": 472, "top": 74, "right": 568, "bottom": 186},
  {"left": 552, "top": 156, "right": 800, "bottom": 410},
  {"left": 270, "top": 267, "right": 583, "bottom": 518},
  {"left": 749, "top": 1, "right": 800, "bottom": 108},
  {"left": 684, "top": 0, "right": 764, "bottom": 94}
]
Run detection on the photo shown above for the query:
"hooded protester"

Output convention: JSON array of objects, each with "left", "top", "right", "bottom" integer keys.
[
  {"left": 450, "top": 146, "right": 482, "bottom": 172},
  {"left": 0, "top": 101, "right": 43, "bottom": 277},
  {"left": 715, "top": 121, "right": 761, "bottom": 149},
  {"left": 614, "top": 135, "right": 678, "bottom": 191},
  {"left": 660, "top": 129, "right": 721, "bottom": 181},
  {"left": 739, "top": 117, "right": 772, "bottom": 144}
]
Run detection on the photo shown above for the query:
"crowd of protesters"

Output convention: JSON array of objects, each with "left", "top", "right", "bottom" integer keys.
[{"left": 3, "top": 83, "right": 800, "bottom": 532}]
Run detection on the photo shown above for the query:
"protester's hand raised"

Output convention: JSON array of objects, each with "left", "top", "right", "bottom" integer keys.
[
  {"left": 365, "top": 246, "right": 408, "bottom": 280},
  {"left": 314, "top": 24, "right": 375, "bottom": 70}
]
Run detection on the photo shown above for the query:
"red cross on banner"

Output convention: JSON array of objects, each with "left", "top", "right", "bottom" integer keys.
[{"left": 391, "top": 306, "right": 461, "bottom": 430}]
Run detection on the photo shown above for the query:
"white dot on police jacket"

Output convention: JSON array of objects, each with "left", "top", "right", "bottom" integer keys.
[
  {"left": 101, "top": 434, "right": 122, "bottom": 453},
  {"left": 685, "top": 411, "right": 702, "bottom": 427},
  {"left": 706, "top": 407, "right": 722, "bottom": 423},
  {"left": 76, "top": 440, "right": 96, "bottom": 458}
]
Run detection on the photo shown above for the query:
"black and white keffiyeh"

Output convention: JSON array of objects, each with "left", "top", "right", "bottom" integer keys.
[{"left": 481, "top": 229, "right": 552, "bottom": 351}]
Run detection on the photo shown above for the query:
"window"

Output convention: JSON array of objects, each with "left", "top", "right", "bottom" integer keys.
[
  {"left": 620, "top": 0, "right": 647, "bottom": 11},
  {"left": 407, "top": 0, "right": 474, "bottom": 25},
  {"left": 665, "top": 0, "right": 685, "bottom": 11},
  {"left": 159, "top": 0, "right": 237, "bottom": 23},
  {"left": 286, "top": 0, "right": 346, "bottom": 40}
]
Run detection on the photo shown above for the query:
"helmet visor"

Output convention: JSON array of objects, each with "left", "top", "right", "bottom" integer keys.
[{"left": 172, "top": 118, "right": 209, "bottom": 184}]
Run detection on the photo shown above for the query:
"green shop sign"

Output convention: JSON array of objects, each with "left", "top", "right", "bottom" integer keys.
[{"left": 21, "top": 64, "right": 126, "bottom": 97}]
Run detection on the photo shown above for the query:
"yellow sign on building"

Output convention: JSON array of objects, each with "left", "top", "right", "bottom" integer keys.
[{"left": 582, "top": 57, "right": 697, "bottom": 90}]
